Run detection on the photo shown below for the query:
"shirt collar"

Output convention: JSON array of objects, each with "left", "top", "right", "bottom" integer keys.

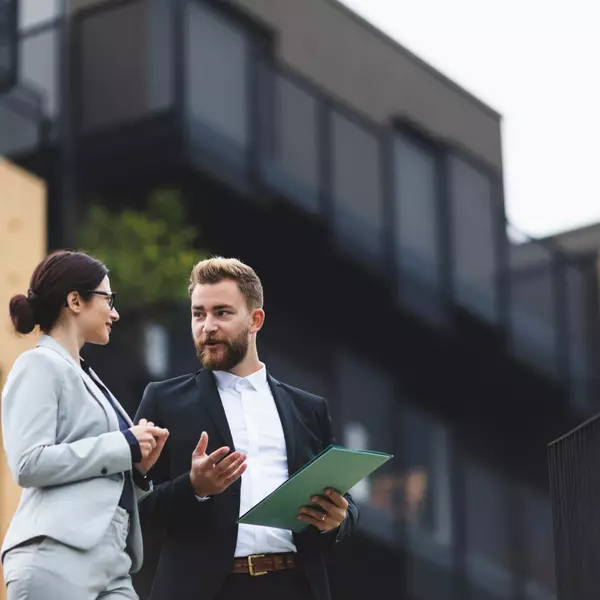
[
  {"left": 37, "top": 334, "right": 80, "bottom": 369},
  {"left": 213, "top": 363, "right": 268, "bottom": 392}
]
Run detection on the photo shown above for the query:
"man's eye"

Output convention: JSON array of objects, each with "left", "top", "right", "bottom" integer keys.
[{"left": 218, "top": 311, "right": 230, "bottom": 317}]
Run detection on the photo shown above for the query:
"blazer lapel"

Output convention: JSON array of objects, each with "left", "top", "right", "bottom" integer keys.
[
  {"left": 89, "top": 366, "right": 133, "bottom": 426},
  {"left": 78, "top": 368, "right": 119, "bottom": 429},
  {"left": 36, "top": 335, "right": 116, "bottom": 430},
  {"left": 268, "top": 375, "right": 297, "bottom": 475},
  {"left": 195, "top": 369, "right": 235, "bottom": 449}
]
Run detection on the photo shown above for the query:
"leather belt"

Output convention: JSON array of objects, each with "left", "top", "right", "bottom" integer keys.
[{"left": 232, "top": 553, "right": 297, "bottom": 576}]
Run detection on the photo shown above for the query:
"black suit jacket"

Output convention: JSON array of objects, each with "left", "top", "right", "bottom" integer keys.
[{"left": 132, "top": 368, "right": 358, "bottom": 600}]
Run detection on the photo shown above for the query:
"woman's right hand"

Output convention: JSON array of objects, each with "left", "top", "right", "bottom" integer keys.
[{"left": 129, "top": 422, "right": 168, "bottom": 459}]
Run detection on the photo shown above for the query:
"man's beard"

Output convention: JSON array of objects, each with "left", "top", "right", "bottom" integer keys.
[{"left": 195, "top": 327, "right": 250, "bottom": 371}]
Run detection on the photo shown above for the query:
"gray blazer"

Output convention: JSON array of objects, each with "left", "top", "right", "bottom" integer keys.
[{"left": 1, "top": 335, "right": 151, "bottom": 572}]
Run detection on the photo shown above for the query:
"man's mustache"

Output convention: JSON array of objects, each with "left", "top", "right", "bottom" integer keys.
[{"left": 198, "top": 337, "right": 228, "bottom": 346}]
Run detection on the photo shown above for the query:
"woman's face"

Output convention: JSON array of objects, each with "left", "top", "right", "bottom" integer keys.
[{"left": 78, "top": 276, "right": 120, "bottom": 345}]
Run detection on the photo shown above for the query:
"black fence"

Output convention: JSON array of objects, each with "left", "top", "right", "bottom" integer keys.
[{"left": 549, "top": 415, "right": 600, "bottom": 599}]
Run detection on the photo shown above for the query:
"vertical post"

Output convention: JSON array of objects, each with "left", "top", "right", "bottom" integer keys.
[
  {"left": 48, "top": 0, "right": 75, "bottom": 250},
  {"left": 553, "top": 252, "right": 570, "bottom": 389},
  {"left": 247, "top": 39, "right": 261, "bottom": 190},
  {"left": 586, "top": 255, "right": 600, "bottom": 408},
  {"left": 437, "top": 147, "right": 453, "bottom": 307},
  {"left": 0, "top": 0, "right": 18, "bottom": 93},
  {"left": 577, "top": 254, "right": 600, "bottom": 412},
  {"left": 173, "top": 0, "right": 185, "bottom": 148},
  {"left": 493, "top": 173, "right": 511, "bottom": 340},
  {"left": 380, "top": 130, "right": 397, "bottom": 293},
  {"left": 318, "top": 98, "right": 333, "bottom": 224},
  {"left": 449, "top": 437, "right": 468, "bottom": 600}
]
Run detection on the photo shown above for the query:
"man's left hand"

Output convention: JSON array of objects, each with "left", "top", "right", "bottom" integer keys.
[{"left": 298, "top": 488, "right": 348, "bottom": 532}]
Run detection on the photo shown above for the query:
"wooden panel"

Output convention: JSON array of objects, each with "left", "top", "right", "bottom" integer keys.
[{"left": 0, "top": 159, "right": 45, "bottom": 599}]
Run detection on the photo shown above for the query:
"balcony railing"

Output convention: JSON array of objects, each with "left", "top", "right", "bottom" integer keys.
[
  {"left": 505, "top": 229, "right": 599, "bottom": 411},
  {"left": 0, "top": 82, "right": 45, "bottom": 155},
  {"left": 2, "top": 0, "right": 599, "bottom": 414}
]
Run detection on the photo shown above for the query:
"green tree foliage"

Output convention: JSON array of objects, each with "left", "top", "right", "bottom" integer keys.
[{"left": 78, "top": 190, "right": 202, "bottom": 309}]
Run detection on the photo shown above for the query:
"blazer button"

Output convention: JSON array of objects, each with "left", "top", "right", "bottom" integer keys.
[{"left": 101, "top": 468, "right": 108, "bottom": 475}]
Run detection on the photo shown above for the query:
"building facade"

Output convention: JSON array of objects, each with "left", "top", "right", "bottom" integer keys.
[{"left": 2, "top": 1, "right": 599, "bottom": 599}]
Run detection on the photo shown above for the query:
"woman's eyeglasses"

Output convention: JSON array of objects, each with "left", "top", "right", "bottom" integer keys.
[{"left": 88, "top": 291, "right": 116, "bottom": 310}]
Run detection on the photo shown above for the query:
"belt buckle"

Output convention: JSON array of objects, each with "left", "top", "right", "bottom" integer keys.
[{"left": 247, "top": 554, "right": 267, "bottom": 577}]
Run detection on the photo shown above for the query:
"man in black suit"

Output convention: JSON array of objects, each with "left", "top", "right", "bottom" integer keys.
[{"left": 133, "top": 257, "right": 358, "bottom": 600}]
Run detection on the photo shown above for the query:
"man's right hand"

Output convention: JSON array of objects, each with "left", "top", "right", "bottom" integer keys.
[{"left": 190, "top": 431, "right": 247, "bottom": 497}]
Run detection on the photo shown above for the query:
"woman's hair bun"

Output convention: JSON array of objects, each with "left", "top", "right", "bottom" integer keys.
[{"left": 9, "top": 294, "right": 37, "bottom": 335}]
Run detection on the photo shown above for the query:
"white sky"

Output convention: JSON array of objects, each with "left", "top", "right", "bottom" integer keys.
[{"left": 340, "top": 0, "right": 600, "bottom": 239}]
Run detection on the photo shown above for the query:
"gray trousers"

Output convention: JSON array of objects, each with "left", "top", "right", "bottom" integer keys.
[{"left": 2, "top": 507, "right": 138, "bottom": 600}]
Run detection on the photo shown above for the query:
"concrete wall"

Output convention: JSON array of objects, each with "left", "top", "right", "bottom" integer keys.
[
  {"left": 67, "top": 0, "right": 503, "bottom": 171},
  {"left": 0, "top": 160, "right": 46, "bottom": 600},
  {"left": 542, "top": 223, "right": 600, "bottom": 256},
  {"left": 227, "top": 0, "right": 503, "bottom": 170}
]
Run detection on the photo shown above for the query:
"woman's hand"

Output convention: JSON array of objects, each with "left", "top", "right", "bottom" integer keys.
[{"left": 129, "top": 419, "right": 169, "bottom": 474}]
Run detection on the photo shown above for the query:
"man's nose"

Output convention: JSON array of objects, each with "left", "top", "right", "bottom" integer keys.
[{"left": 203, "top": 315, "right": 218, "bottom": 333}]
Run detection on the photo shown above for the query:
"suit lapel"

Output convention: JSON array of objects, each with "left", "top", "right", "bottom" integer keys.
[
  {"left": 78, "top": 368, "right": 119, "bottom": 429},
  {"left": 194, "top": 369, "right": 298, "bottom": 471},
  {"left": 195, "top": 369, "right": 235, "bottom": 449},
  {"left": 37, "top": 335, "right": 116, "bottom": 429},
  {"left": 268, "top": 375, "right": 297, "bottom": 475},
  {"left": 88, "top": 366, "right": 133, "bottom": 426}
]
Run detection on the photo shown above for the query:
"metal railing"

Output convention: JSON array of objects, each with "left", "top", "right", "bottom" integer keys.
[{"left": 0, "top": 82, "right": 46, "bottom": 156}]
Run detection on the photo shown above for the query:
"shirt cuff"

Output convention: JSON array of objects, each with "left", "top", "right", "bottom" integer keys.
[
  {"left": 132, "top": 466, "right": 152, "bottom": 491},
  {"left": 122, "top": 429, "right": 142, "bottom": 464}
]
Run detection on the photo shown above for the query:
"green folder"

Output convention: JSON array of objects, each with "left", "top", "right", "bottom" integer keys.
[{"left": 237, "top": 444, "right": 393, "bottom": 532}]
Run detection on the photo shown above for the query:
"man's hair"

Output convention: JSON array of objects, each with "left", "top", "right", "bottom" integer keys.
[{"left": 188, "top": 256, "right": 263, "bottom": 310}]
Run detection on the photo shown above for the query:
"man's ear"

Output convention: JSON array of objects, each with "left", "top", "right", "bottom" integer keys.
[{"left": 250, "top": 308, "right": 265, "bottom": 334}]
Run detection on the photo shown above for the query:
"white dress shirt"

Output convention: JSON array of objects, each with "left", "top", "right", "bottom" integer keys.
[{"left": 212, "top": 365, "right": 297, "bottom": 557}]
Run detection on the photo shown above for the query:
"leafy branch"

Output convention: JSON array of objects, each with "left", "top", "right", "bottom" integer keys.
[{"left": 77, "top": 189, "right": 203, "bottom": 309}]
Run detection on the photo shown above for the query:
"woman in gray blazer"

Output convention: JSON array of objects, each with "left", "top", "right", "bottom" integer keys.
[{"left": 1, "top": 250, "right": 169, "bottom": 600}]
